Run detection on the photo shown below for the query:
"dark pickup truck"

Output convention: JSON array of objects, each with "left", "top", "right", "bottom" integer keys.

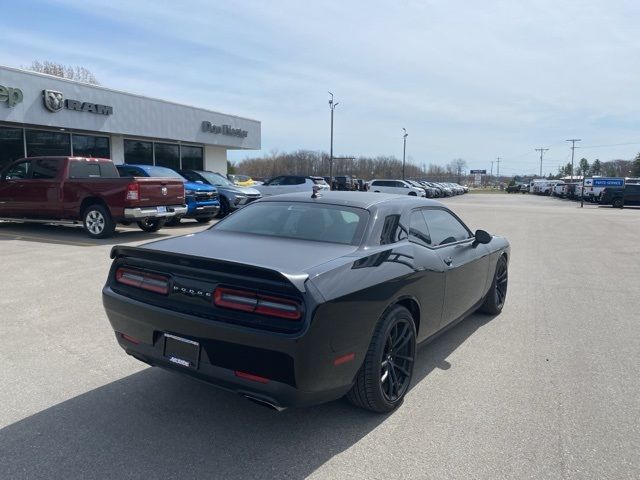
[{"left": 0, "top": 157, "right": 187, "bottom": 238}]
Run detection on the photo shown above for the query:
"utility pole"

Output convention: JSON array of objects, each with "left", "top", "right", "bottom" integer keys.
[
  {"left": 496, "top": 156, "right": 501, "bottom": 181},
  {"left": 535, "top": 147, "right": 549, "bottom": 177},
  {"left": 402, "top": 128, "right": 408, "bottom": 180},
  {"left": 328, "top": 92, "right": 339, "bottom": 190},
  {"left": 566, "top": 139, "right": 581, "bottom": 181},
  {"left": 490, "top": 160, "right": 494, "bottom": 184}
]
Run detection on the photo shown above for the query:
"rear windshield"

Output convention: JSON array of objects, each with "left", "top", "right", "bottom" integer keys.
[
  {"left": 213, "top": 202, "right": 369, "bottom": 245},
  {"left": 69, "top": 160, "right": 118, "bottom": 178},
  {"left": 136, "top": 166, "right": 183, "bottom": 178},
  {"left": 311, "top": 177, "right": 328, "bottom": 185}
]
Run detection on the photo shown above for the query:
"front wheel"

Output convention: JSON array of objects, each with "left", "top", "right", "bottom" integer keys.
[
  {"left": 196, "top": 216, "right": 214, "bottom": 224},
  {"left": 478, "top": 255, "right": 508, "bottom": 314},
  {"left": 347, "top": 305, "right": 416, "bottom": 413},
  {"left": 137, "top": 218, "right": 166, "bottom": 232},
  {"left": 612, "top": 198, "right": 624, "bottom": 209}
]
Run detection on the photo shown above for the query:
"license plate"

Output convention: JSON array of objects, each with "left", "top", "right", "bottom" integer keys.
[
  {"left": 157, "top": 206, "right": 167, "bottom": 214},
  {"left": 163, "top": 333, "right": 200, "bottom": 369}
]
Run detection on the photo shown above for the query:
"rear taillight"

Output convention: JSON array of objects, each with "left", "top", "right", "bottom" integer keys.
[
  {"left": 213, "top": 287, "right": 302, "bottom": 320},
  {"left": 115, "top": 267, "right": 169, "bottom": 295},
  {"left": 126, "top": 182, "right": 140, "bottom": 201}
]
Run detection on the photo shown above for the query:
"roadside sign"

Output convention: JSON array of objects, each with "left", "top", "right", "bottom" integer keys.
[
  {"left": 592, "top": 178, "right": 624, "bottom": 187},
  {"left": 474, "top": 173, "right": 482, "bottom": 185},
  {"left": 470, "top": 169, "right": 486, "bottom": 174}
]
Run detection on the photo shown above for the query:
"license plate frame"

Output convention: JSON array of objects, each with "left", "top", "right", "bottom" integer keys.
[
  {"left": 157, "top": 206, "right": 167, "bottom": 214},
  {"left": 163, "top": 333, "right": 200, "bottom": 369}
]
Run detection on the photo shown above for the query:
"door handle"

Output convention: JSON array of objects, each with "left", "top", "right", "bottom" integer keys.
[{"left": 443, "top": 257, "right": 453, "bottom": 266}]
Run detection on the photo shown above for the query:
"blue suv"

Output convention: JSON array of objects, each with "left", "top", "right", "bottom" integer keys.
[{"left": 117, "top": 165, "right": 220, "bottom": 225}]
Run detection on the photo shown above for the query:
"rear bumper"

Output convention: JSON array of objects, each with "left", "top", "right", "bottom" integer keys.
[
  {"left": 102, "top": 287, "right": 358, "bottom": 409},
  {"left": 124, "top": 205, "right": 187, "bottom": 219}
]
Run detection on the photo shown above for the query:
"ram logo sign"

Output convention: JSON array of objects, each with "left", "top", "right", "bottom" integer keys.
[{"left": 42, "top": 90, "right": 113, "bottom": 115}]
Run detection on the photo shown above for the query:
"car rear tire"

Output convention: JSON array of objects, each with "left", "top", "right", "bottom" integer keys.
[
  {"left": 347, "top": 305, "right": 416, "bottom": 413},
  {"left": 137, "top": 218, "right": 166, "bottom": 232},
  {"left": 478, "top": 255, "right": 508, "bottom": 315},
  {"left": 83, "top": 204, "right": 115, "bottom": 239},
  {"left": 612, "top": 198, "right": 624, "bottom": 208}
]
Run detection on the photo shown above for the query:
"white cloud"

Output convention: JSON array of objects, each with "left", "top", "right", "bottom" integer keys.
[{"left": 2, "top": 0, "right": 640, "bottom": 172}]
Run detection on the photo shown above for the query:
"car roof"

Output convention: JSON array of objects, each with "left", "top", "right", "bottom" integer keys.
[{"left": 259, "top": 191, "right": 443, "bottom": 209}]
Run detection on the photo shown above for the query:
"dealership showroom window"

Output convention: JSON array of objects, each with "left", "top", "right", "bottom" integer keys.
[{"left": 0, "top": 126, "right": 204, "bottom": 171}]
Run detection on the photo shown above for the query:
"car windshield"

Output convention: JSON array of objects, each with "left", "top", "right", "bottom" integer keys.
[
  {"left": 213, "top": 202, "right": 369, "bottom": 245},
  {"left": 199, "top": 171, "right": 234, "bottom": 186},
  {"left": 138, "top": 166, "right": 184, "bottom": 179}
]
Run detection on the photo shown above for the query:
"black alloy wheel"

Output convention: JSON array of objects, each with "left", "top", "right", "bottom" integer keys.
[
  {"left": 612, "top": 198, "right": 624, "bottom": 209},
  {"left": 347, "top": 305, "right": 416, "bottom": 413},
  {"left": 380, "top": 319, "right": 415, "bottom": 403},
  {"left": 479, "top": 255, "right": 508, "bottom": 314}
]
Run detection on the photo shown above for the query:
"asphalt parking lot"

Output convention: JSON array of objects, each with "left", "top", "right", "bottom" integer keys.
[{"left": 1, "top": 195, "right": 638, "bottom": 480}]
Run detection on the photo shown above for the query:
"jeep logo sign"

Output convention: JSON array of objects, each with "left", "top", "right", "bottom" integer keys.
[
  {"left": 42, "top": 89, "right": 113, "bottom": 115},
  {"left": 201, "top": 121, "right": 248, "bottom": 138},
  {"left": 0, "top": 85, "right": 23, "bottom": 107}
]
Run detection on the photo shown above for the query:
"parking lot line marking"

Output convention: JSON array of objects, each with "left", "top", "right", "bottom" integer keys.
[{"left": 0, "top": 232, "right": 95, "bottom": 247}]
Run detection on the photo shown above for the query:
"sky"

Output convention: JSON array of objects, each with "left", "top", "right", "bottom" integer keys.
[{"left": 1, "top": 0, "right": 639, "bottom": 176}]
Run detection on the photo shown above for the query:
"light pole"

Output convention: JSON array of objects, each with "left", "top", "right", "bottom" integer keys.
[
  {"left": 328, "top": 92, "right": 339, "bottom": 190},
  {"left": 402, "top": 128, "right": 408, "bottom": 180}
]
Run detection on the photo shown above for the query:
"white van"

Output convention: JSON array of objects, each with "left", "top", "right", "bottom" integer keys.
[{"left": 369, "top": 179, "right": 426, "bottom": 196}]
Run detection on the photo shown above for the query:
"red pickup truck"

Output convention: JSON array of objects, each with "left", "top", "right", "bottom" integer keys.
[{"left": 0, "top": 157, "right": 186, "bottom": 238}]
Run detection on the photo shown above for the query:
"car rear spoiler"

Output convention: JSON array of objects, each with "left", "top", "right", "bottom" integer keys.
[{"left": 109, "top": 245, "right": 309, "bottom": 292}]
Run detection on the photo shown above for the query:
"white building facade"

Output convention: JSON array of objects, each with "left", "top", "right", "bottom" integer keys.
[{"left": 0, "top": 65, "right": 261, "bottom": 173}]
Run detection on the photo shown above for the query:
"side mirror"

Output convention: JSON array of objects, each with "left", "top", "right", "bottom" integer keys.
[{"left": 473, "top": 229, "right": 492, "bottom": 246}]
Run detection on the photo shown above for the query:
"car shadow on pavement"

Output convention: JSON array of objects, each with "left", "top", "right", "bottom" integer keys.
[
  {"left": 0, "top": 222, "right": 175, "bottom": 246},
  {"left": 0, "top": 313, "right": 493, "bottom": 480}
]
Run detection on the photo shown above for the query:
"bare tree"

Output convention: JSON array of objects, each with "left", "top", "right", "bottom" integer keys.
[
  {"left": 448, "top": 158, "right": 467, "bottom": 183},
  {"left": 24, "top": 61, "right": 100, "bottom": 85}
]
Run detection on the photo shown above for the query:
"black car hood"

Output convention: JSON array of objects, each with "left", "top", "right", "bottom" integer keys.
[{"left": 142, "top": 230, "right": 359, "bottom": 290}]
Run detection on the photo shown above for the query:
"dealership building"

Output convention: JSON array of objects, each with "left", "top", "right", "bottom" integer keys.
[{"left": 0, "top": 65, "right": 261, "bottom": 173}]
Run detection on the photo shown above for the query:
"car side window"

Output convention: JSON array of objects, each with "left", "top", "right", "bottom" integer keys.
[
  {"left": 266, "top": 176, "right": 284, "bottom": 186},
  {"left": 422, "top": 209, "right": 471, "bottom": 246},
  {"left": 117, "top": 167, "right": 138, "bottom": 178},
  {"left": 3, "top": 160, "right": 32, "bottom": 180},
  {"left": 31, "top": 159, "right": 61, "bottom": 179},
  {"left": 181, "top": 171, "right": 199, "bottom": 182},
  {"left": 380, "top": 214, "right": 407, "bottom": 245},
  {"left": 409, "top": 210, "right": 431, "bottom": 247},
  {"left": 395, "top": 181, "right": 407, "bottom": 188}
]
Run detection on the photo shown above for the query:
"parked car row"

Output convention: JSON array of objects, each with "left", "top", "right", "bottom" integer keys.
[
  {"left": 529, "top": 176, "right": 640, "bottom": 208},
  {"left": 0, "top": 156, "right": 265, "bottom": 238},
  {"left": 369, "top": 179, "right": 468, "bottom": 198}
]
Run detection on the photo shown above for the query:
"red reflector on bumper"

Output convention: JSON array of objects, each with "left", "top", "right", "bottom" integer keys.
[
  {"left": 121, "top": 333, "right": 140, "bottom": 345},
  {"left": 234, "top": 370, "right": 269, "bottom": 384},
  {"left": 334, "top": 353, "right": 355, "bottom": 366}
]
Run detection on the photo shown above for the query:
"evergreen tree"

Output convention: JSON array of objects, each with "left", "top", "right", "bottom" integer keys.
[
  {"left": 591, "top": 159, "right": 602, "bottom": 175},
  {"left": 632, "top": 153, "right": 640, "bottom": 177}
]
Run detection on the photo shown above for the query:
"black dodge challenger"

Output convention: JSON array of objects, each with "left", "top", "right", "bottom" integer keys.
[{"left": 103, "top": 192, "right": 509, "bottom": 413}]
